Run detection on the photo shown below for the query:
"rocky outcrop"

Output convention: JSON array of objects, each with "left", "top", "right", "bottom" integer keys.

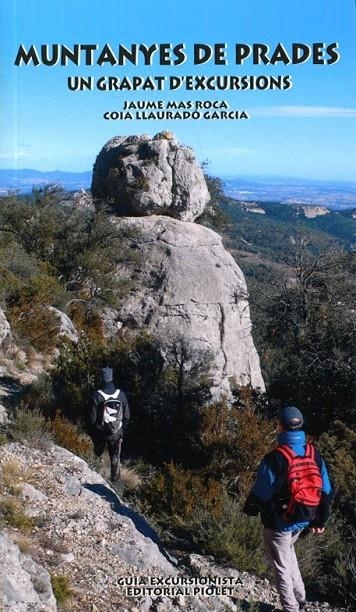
[
  {"left": 0, "top": 309, "right": 14, "bottom": 353},
  {"left": 188, "top": 553, "right": 279, "bottom": 609},
  {"left": 111, "top": 215, "right": 265, "bottom": 398},
  {"left": 91, "top": 132, "right": 210, "bottom": 222},
  {"left": 302, "top": 206, "right": 329, "bottom": 219},
  {"left": 0, "top": 442, "right": 177, "bottom": 611},
  {"left": 90, "top": 133, "right": 264, "bottom": 397},
  {"left": 0, "top": 309, "right": 17, "bottom": 426},
  {"left": 0, "top": 532, "right": 57, "bottom": 611},
  {"left": 0, "top": 306, "right": 78, "bottom": 423},
  {"left": 48, "top": 307, "right": 79, "bottom": 344}
]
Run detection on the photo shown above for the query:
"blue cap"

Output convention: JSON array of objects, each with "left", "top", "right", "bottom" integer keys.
[
  {"left": 101, "top": 367, "right": 113, "bottom": 383},
  {"left": 279, "top": 406, "right": 304, "bottom": 430}
]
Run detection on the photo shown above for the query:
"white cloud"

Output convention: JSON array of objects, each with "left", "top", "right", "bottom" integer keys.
[
  {"left": 0, "top": 150, "right": 30, "bottom": 161},
  {"left": 253, "top": 106, "right": 356, "bottom": 118}
]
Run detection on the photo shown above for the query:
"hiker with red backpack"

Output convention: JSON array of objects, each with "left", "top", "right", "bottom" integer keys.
[
  {"left": 243, "top": 406, "right": 332, "bottom": 612},
  {"left": 88, "top": 367, "right": 130, "bottom": 482}
]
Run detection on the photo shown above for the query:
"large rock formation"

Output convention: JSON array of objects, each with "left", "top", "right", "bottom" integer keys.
[
  {"left": 111, "top": 215, "right": 265, "bottom": 397},
  {"left": 91, "top": 132, "right": 264, "bottom": 398},
  {"left": 91, "top": 132, "right": 210, "bottom": 221}
]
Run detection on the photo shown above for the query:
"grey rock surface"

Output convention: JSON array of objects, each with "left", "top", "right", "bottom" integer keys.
[
  {"left": 111, "top": 534, "right": 173, "bottom": 572},
  {"left": 0, "top": 402, "right": 9, "bottom": 425},
  {"left": 20, "top": 482, "right": 48, "bottom": 504},
  {"left": 0, "top": 531, "right": 57, "bottom": 611},
  {"left": 91, "top": 132, "right": 210, "bottom": 221},
  {"left": 0, "top": 309, "right": 14, "bottom": 352},
  {"left": 48, "top": 307, "right": 79, "bottom": 344},
  {"left": 63, "top": 475, "right": 82, "bottom": 496},
  {"left": 113, "top": 215, "right": 265, "bottom": 398}
]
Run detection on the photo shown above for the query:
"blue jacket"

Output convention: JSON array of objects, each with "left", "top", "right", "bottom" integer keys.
[{"left": 243, "top": 430, "right": 332, "bottom": 531}]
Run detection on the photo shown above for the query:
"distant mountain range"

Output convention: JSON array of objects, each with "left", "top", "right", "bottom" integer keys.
[
  {"left": 0, "top": 169, "right": 355, "bottom": 210},
  {"left": 222, "top": 175, "right": 356, "bottom": 210},
  {"left": 0, "top": 169, "right": 92, "bottom": 194}
]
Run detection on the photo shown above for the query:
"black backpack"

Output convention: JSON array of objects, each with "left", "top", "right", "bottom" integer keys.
[{"left": 98, "top": 389, "right": 123, "bottom": 436}]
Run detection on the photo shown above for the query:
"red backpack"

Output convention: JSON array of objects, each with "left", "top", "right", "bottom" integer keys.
[{"left": 276, "top": 443, "right": 323, "bottom": 522}]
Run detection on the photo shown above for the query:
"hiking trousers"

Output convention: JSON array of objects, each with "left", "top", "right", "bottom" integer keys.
[
  {"left": 91, "top": 432, "right": 123, "bottom": 479},
  {"left": 263, "top": 527, "right": 306, "bottom": 612}
]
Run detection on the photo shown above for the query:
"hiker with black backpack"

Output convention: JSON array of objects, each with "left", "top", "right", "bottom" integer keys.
[
  {"left": 243, "top": 406, "right": 332, "bottom": 612},
  {"left": 88, "top": 367, "right": 130, "bottom": 482}
]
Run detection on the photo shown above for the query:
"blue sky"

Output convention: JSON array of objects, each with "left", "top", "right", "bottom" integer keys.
[{"left": 1, "top": 0, "right": 355, "bottom": 180}]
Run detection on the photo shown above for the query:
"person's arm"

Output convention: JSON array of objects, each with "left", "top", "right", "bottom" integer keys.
[
  {"left": 243, "top": 491, "right": 266, "bottom": 516},
  {"left": 243, "top": 455, "right": 278, "bottom": 517},
  {"left": 121, "top": 392, "right": 130, "bottom": 433},
  {"left": 311, "top": 456, "right": 333, "bottom": 533},
  {"left": 87, "top": 392, "right": 101, "bottom": 429}
]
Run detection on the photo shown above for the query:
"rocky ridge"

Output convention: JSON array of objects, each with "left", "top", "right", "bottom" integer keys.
[{"left": 0, "top": 442, "right": 346, "bottom": 612}]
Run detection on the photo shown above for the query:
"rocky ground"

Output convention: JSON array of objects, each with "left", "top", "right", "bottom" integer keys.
[{"left": 0, "top": 441, "right": 348, "bottom": 612}]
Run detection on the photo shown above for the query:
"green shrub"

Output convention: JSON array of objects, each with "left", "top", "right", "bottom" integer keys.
[
  {"left": 0, "top": 432, "right": 8, "bottom": 445},
  {"left": 318, "top": 420, "right": 356, "bottom": 521},
  {"left": 141, "top": 462, "right": 224, "bottom": 526},
  {"left": 50, "top": 574, "right": 73, "bottom": 605},
  {"left": 305, "top": 423, "right": 356, "bottom": 609},
  {"left": 67, "top": 301, "right": 104, "bottom": 341},
  {"left": 0, "top": 497, "right": 35, "bottom": 532},
  {"left": 198, "top": 394, "right": 275, "bottom": 497},
  {"left": 19, "top": 372, "right": 55, "bottom": 415},
  {"left": 295, "top": 513, "right": 356, "bottom": 609},
  {"left": 331, "top": 527, "right": 356, "bottom": 608},
  {"left": 8, "top": 304, "right": 61, "bottom": 352},
  {"left": 50, "top": 412, "right": 92, "bottom": 458},
  {"left": 194, "top": 495, "right": 267, "bottom": 576},
  {"left": 0, "top": 189, "right": 141, "bottom": 354},
  {"left": 1, "top": 459, "right": 24, "bottom": 494},
  {"left": 9, "top": 407, "right": 53, "bottom": 449}
]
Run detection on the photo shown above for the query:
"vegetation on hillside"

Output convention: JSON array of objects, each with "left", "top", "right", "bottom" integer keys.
[
  {"left": 0, "top": 186, "right": 139, "bottom": 349},
  {"left": 221, "top": 199, "right": 355, "bottom": 259},
  {"left": 203, "top": 174, "right": 356, "bottom": 432}
]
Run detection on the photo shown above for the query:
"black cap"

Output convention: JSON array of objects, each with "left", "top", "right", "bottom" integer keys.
[
  {"left": 279, "top": 405, "right": 304, "bottom": 430},
  {"left": 101, "top": 367, "right": 113, "bottom": 383}
]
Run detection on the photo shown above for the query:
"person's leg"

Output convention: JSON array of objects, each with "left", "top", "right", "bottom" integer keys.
[
  {"left": 290, "top": 530, "right": 306, "bottom": 605},
  {"left": 91, "top": 434, "right": 106, "bottom": 458},
  {"left": 108, "top": 436, "right": 122, "bottom": 481},
  {"left": 263, "top": 528, "right": 302, "bottom": 612}
]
